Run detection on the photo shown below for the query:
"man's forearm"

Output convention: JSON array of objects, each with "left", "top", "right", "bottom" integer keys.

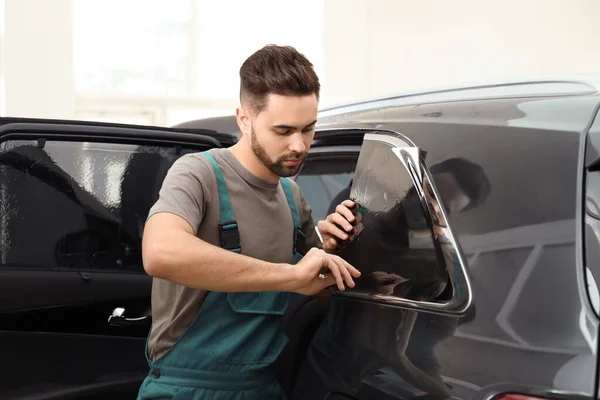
[{"left": 143, "top": 228, "right": 296, "bottom": 293}]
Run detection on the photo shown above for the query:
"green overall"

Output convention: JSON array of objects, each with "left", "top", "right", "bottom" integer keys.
[{"left": 137, "top": 152, "right": 306, "bottom": 400}]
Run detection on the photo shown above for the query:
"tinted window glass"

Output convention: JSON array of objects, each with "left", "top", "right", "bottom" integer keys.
[
  {"left": 337, "top": 139, "right": 449, "bottom": 301},
  {"left": 295, "top": 156, "right": 357, "bottom": 223},
  {"left": 0, "top": 140, "right": 195, "bottom": 273}
]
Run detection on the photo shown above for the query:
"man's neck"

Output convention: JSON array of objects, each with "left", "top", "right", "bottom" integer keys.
[{"left": 228, "top": 142, "right": 279, "bottom": 183}]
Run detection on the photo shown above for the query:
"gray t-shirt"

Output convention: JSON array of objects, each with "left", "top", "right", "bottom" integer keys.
[{"left": 146, "top": 148, "right": 321, "bottom": 361}]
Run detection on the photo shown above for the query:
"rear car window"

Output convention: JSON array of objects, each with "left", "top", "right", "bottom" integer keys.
[
  {"left": 0, "top": 139, "right": 196, "bottom": 273},
  {"left": 294, "top": 155, "right": 357, "bottom": 223}
]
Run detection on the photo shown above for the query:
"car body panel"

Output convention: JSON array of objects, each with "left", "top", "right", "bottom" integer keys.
[{"left": 292, "top": 91, "right": 600, "bottom": 399}]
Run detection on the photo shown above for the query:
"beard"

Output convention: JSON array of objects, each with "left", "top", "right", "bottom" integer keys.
[{"left": 251, "top": 126, "right": 307, "bottom": 177}]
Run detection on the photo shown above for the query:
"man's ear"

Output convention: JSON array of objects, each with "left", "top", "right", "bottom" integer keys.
[{"left": 236, "top": 107, "right": 251, "bottom": 136}]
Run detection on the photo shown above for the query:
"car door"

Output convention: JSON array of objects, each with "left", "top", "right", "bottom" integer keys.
[
  {"left": 0, "top": 119, "right": 227, "bottom": 400},
  {"left": 291, "top": 128, "right": 474, "bottom": 400}
]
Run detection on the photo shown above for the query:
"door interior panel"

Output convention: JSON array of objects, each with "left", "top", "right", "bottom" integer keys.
[
  {"left": 0, "top": 331, "right": 147, "bottom": 400},
  {"left": 0, "top": 271, "right": 151, "bottom": 335}
]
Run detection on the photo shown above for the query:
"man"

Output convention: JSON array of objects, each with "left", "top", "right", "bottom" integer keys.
[{"left": 136, "top": 45, "right": 360, "bottom": 400}]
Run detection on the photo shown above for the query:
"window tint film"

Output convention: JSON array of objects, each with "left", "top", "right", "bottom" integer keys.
[
  {"left": 337, "top": 139, "right": 450, "bottom": 302},
  {"left": 0, "top": 140, "right": 195, "bottom": 273}
]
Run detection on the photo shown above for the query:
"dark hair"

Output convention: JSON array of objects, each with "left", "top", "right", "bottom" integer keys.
[
  {"left": 430, "top": 158, "right": 491, "bottom": 210},
  {"left": 239, "top": 44, "right": 320, "bottom": 114}
]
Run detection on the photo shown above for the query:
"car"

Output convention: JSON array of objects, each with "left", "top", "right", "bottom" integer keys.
[{"left": 1, "top": 76, "right": 599, "bottom": 400}]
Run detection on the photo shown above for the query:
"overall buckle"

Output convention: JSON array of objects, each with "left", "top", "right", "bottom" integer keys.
[
  {"left": 219, "top": 221, "right": 241, "bottom": 252},
  {"left": 294, "top": 227, "right": 308, "bottom": 256}
]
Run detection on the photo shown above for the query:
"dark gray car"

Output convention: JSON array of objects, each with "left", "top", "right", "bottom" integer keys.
[
  {"left": 1, "top": 77, "right": 599, "bottom": 400},
  {"left": 286, "top": 77, "right": 600, "bottom": 400}
]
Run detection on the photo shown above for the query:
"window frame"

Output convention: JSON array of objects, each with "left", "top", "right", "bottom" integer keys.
[{"left": 312, "top": 129, "right": 474, "bottom": 316}]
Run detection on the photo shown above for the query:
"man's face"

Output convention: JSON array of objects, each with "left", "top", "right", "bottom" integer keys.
[{"left": 245, "top": 93, "right": 318, "bottom": 177}]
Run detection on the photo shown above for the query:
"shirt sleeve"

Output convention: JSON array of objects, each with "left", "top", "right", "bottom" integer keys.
[{"left": 147, "top": 154, "right": 211, "bottom": 235}]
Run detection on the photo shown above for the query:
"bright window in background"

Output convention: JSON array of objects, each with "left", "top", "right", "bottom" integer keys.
[
  {"left": 73, "top": 0, "right": 324, "bottom": 101},
  {"left": 73, "top": 0, "right": 192, "bottom": 96},
  {"left": 194, "top": 0, "right": 325, "bottom": 99},
  {"left": 77, "top": 110, "right": 156, "bottom": 126}
]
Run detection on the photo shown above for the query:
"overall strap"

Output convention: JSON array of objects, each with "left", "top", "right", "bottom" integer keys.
[
  {"left": 201, "top": 152, "right": 241, "bottom": 253},
  {"left": 280, "top": 178, "right": 301, "bottom": 228},
  {"left": 280, "top": 178, "right": 308, "bottom": 256}
]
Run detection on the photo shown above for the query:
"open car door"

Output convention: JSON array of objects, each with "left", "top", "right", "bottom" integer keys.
[{"left": 0, "top": 119, "right": 233, "bottom": 400}]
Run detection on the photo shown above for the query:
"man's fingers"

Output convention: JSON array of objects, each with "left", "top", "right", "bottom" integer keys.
[
  {"left": 322, "top": 254, "right": 361, "bottom": 290},
  {"left": 333, "top": 256, "right": 355, "bottom": 288},
  {"left": 340, "top": 257, "right": 362, "bottom": 278},
  {"left": 320, "top": 220, "right": 349, "bottom": 241},
  {"left": 335, "top": 255, "right": 361, "bottom": 287},
  {"left": 298, "top": 250, "right": 361, "bottom": 294},
  {"left": 342, "top": 200, "right": 355, "bottom": 209},
  {"left": 328, "top": 213, "right": 354, "bottom": 233},
  {"left": 338, "top": 256, "right": 361, "bottom": 278},
  {"left": 335, "top": 204, "right": 355, "bottom": 223},
  {"left": 324, "top": 257, "right": 345, "bottom": 291},
  {"left": 323, "top": 276, "right": 338, "bottom": 291}
]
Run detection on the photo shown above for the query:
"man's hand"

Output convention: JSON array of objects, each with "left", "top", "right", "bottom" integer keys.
[
  {"left": 290, "top": 248, "right": 361, "bottom": 295},
  {"left": 318, "top": 199, "right": 359, "bottom": 252}
]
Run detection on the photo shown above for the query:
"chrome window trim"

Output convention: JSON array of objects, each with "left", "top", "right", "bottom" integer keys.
[{"left": 329, "top": 129, "right": 474, "bottom": 315}]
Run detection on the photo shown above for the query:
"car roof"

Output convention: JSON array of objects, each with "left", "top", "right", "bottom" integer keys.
[
  {"left": 317, "top": 75, "right": 600, "bottom": 118},
  {"left": 172, "top": 115, "right": 241, "bottom": 139},
  {"left": 176, "top": 76, "right": 600, "bottom": 135}
]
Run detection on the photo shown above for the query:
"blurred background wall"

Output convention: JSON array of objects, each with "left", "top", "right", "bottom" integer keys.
[{"left": 1, "top": 0, "right": 599, "bottom": 126}]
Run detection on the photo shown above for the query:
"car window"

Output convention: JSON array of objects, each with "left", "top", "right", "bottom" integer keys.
[
  {"left": 338, "top": 141, "right": 450, "bottom": 302},
  {"left": 331, "top": 132, "right": 473, "bottom": 313},
  {"left": 0, "top": 139, "right": 198, "bottom": 273},
  {"left": 294, "top": 155, "right": 358, "bottom": 223}
]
